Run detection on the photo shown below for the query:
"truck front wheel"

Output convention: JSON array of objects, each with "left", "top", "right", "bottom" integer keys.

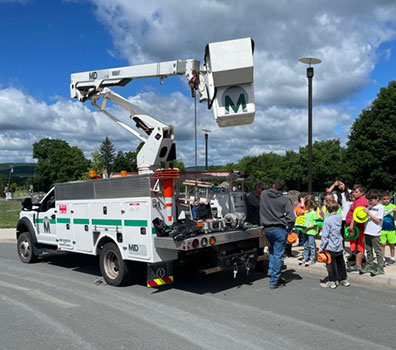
[
  {"left": 17, "top": 232, "right": 38, "bottom": 263},
  {"left": 99, "top": 242, "right": 131, "bottom": 286}
]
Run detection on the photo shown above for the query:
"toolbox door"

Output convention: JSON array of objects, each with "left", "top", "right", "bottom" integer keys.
[{"left": 122, "top": 200, "right": 151, "bottom": 260}]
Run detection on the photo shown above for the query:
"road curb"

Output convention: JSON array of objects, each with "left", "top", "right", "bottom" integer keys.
[{"left": 0, "top": 229, "right": 16, "bottom": 243}]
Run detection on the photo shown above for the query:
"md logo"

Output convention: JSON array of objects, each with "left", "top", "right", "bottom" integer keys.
[
  {"left": 222, "top": 86, "right": 248, "bottom": 114},
  {"left": 89, "top": 71, "right": 98, "bottom": 80},
  {"left": 128, "top": 244, "right": 139, "bottom": 252}
]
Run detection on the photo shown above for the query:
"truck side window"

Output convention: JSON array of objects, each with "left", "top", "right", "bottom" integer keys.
[{"left": 40, "top": 190, "right": 55, "bottom": 212}]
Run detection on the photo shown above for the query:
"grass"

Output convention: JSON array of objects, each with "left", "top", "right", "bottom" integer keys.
[{"left": 0, "top": 199, "right": 21, "bottom": 228}]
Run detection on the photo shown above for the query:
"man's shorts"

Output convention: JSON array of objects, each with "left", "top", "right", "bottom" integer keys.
[
  {"left": 350, "top": 231, "right": 365, "bottom": 252},
  {"left": 380, "top": 230, "right": 396, "bottom": 244}
]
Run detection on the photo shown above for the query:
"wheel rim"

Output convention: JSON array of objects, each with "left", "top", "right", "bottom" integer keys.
[
  {"left": 19, "top": 240, "right": 31, "bottom": 258},
  {"left": 104, "top": 250, "right": 120, "bottom": 280}
]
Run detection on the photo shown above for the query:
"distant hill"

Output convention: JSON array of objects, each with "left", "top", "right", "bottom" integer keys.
[{"left": 0, "top": 163, "right": 36, "bottom": 177}]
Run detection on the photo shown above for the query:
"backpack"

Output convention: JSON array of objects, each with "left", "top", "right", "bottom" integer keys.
[{"left": 382, "top": 215, "right": 395, "bottom": 231}]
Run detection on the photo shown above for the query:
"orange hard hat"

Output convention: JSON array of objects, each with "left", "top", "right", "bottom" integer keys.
[
  {"left": 295, "top": 207, "right": 305, "bottom": 217},
  {"left": 287, "top": 232, "right": 298, "bottom": 244},
  {"left": 317, "top": 250, "right": 332, "bottom": 264}
]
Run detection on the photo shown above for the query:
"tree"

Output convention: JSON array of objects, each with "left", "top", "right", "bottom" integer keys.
[
  {"left": 113, "top": 151, "right": 138, "bottom": 173},
  {"left": 90, "top": 150, "right": 103, "bottom": 174},
  {"left": 218, "top": 140, "right": 348, "bottom": 192},
  {"left": 32, "top": 138, "right": 89, "bottom": 191},
  {"left": 297, "top": 140, "right": 349, "bottom": 192},
  {"left": 99, "top": 137, "right": 116, "bottom": 174},
  {"left": 347, "top": 81, "right": 396, "bottom": 190},
  {"left": 0, "top": 174, "right": 6, "bottom": 192},
  {"left": 281, "top": 150, "right": 304, "bottom": 191}
]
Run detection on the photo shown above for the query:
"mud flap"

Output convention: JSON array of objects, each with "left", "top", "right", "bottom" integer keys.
[{"left": 146, "top": 261, "right": 174, "bottom": 287}]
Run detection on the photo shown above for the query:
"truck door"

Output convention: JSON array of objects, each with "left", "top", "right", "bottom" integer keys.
[
  {"left": 36, "top": 189, "right": 57, "bottom": 245},
  {"left": 72, "top": 203, "right": 92, "bottom": 252}
]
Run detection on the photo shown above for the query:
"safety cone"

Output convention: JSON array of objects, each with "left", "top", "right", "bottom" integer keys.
[{"left": 154, "top": 168, "right": 180, "bottom": 224}]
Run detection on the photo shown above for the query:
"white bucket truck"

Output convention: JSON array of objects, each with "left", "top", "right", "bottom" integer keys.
[{"left": 17, "top": 38, "right": 266, "bottom": 287}]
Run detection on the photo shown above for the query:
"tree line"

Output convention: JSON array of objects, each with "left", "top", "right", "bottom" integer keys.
[
  {"left": 31, "top": 137, "right": 138, "bottom": 192},
  {"left": 26, "top": 80, "right": 396, "bottom": 193}
]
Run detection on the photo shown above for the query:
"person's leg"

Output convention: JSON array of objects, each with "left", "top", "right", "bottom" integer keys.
[
  {"left": 303, "top": 234, "right": 309, "bottom": 262},
  {"left": 364, "top": 235, "right": 374, "bottom": 270},
  {"left": 326, "top": 251, "right": 337, "bottom": 282},
  {"left": 334, "top": 251, "right": 347, "bottom": 281},
  {"left": 309, "top": 235, "right": 317, "bottom": 262},
  {"left": 390, "top": 244, "right": 395, "bottom": 263},
  {"left": 381, "top": 244, "right": 386, "bottom": 259},
  {"left": 372, "top": 236, "right": 384, "bottom": 271},
  {"left": 266, "top": 233, "right": 275, "bottom": 275},
  {"left": 298, "top": 229, "right": 305, "bottom": 246},
  {"left": 355, "top": 232, "right": 365, "bottom": 269},
  {"left": 387, "top": 230, "right": 396, "bottom": 263},
  {"left": 380, "top": 231, "right": 387, "bottom": 258},
  {"left": 265, "top": 228, "right": 287, "bottom": 286},
  {"left": 285, "top": 243, "right": 292, "bottom": 257}
]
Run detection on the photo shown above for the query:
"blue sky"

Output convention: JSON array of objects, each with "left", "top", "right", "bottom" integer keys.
[{"left": 1, "top": 0, "right": 396, "bottom": 167}]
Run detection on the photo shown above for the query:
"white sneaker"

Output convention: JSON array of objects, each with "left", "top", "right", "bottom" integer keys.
[
  {"left": 320, "top": 281, "right": 337, "bottom": 289},
  {"left": 339, "top": 279, "right": 350, "bottom": 287}
]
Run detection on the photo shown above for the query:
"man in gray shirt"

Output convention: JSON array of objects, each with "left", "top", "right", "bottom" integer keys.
[
  {"left": 246, "top": 182, "right": 264, "bottom": 225},
  {"left": 260, "top": 179, "right": 295, "bottom": 288}
]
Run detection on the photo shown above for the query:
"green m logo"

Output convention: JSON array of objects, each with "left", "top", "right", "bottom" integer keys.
[
  {"left": 222, "top": 86, "right": 248, "bottom": 114},
  {"left": 43, "top": 217, "right": 51, "bottom": 233}
]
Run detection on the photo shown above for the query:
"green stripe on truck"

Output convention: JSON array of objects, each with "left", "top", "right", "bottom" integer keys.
[
  {"left": 91, "top": 219, "right": 122, "bottom": 226},
  {"left": 124, "top": 219, "right": 148, "bottom": 227},
  {"left": 57, "top": 218, "right": 70, "bottom": 224},
  {"left": 73, "top": 218, "right": 89, "bottom": 225}
]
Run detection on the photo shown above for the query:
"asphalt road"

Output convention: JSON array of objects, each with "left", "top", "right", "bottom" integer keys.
[{"left": 1, "top": 242, "right": 395, "bottom": 350}]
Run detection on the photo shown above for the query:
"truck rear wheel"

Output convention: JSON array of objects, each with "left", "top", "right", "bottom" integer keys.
[
  {"left": 17, "top": 232, "right": 38, "bottom": 263},
  {"left": 99, "top": 242, "right": 131, "bottom": 286}
]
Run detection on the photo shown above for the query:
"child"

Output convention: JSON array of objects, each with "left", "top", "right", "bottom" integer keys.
[
  {"left": 300, "top": 199, "right": 318, "bottom": 266},
  {"left": 346, "top": 184, "right": 368, "bottom": 272},
  {"left": 296, "top": 193, "right": 305, "bottom": 209},
  {"left": 319, "top": 200, "right": 349, "bottom": 288},
  {"left": 360, "top": 189, "right": 385, "bottom": 276},
  {"left": 380, "top": 192, "right": 396, "bottom": 264},
  {"left": 294, "top": 205, "right": 306, "bottom": 247}
]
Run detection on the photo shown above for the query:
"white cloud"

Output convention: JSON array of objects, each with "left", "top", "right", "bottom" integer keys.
[{"left": 92, "top": 0, "right": 396, "bottom": 108}]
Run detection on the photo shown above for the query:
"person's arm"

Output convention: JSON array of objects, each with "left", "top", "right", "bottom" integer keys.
[
  {"left": 247, "top": 193, "right": 259, "bottom": 208},
  {"left": 285, "top": 199, "right": 296, "bottom": 230},
  {"left": 319, "top": 220, "right": 329, "bottom": 251},
  {"left": 348, "top": 202, "right": 356, "bottom": 232},
  {"left": 326, "top": 181, "right": 339, "bottom": 192},
  {"left": 363, "top": 207, "right": 383, "bottom": 224}
]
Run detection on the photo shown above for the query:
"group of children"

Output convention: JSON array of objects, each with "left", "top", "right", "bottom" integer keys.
[{"left": 292, "top": 184, "right": 396, "bottom": 289}]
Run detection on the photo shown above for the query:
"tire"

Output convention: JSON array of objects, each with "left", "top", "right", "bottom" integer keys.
[
  {"left": 17, "top": 232, "right": 38, "bottom": 263},
  {"left": 99, "top": 242, "right": 132, "bottom": 286}
]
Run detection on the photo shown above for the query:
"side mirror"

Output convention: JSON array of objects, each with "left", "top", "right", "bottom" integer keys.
[{"left": 22, "top": 197, "right": 32, "bottom": 211}]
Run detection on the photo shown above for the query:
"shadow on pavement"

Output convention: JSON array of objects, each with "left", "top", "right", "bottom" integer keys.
[
  {"left": 32, "top": 250, "right": 303, "bottom": 293},
  {"left": 39, "top": 251, "right": 101, "bottom": 277}
]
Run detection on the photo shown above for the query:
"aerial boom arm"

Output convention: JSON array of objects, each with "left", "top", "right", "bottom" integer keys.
[
  {"left": 71, "top": 58, "right": 206, "bottom": 175},
  {"left": 70, "top": 37, "right": 255, "bottom": 173},
  {"left": 70, "top": 59, "right": 201, "bottom": 102}
]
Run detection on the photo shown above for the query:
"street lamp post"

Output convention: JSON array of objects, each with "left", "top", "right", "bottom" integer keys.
[
  {"left": 299, "top": 57, "right": 321, "bottom": 193},
  {"left": 201, "top": 129, "right": 211, "bottom": 170}
]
